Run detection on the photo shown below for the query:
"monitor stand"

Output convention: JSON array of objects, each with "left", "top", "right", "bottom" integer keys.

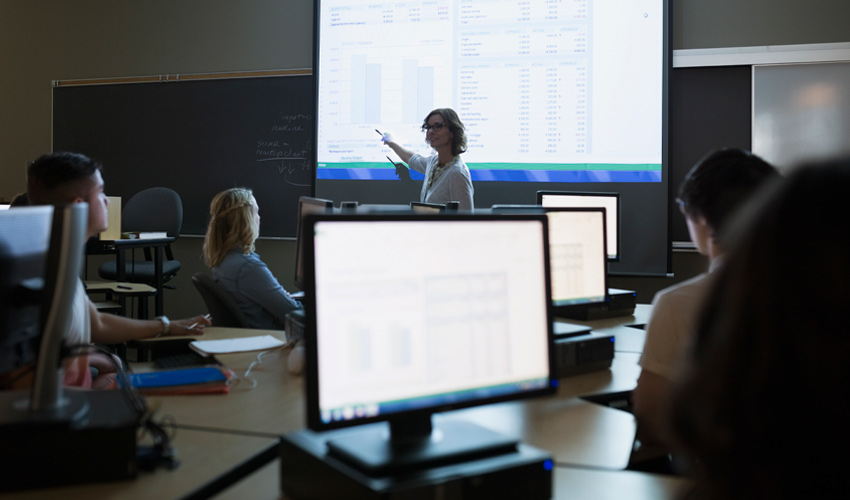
[
  {"left": 281, "top": 419, "right": 553, "bottom": 500},
  {"left": 325, "top": 414, "right": 518, "bottom": 475}
]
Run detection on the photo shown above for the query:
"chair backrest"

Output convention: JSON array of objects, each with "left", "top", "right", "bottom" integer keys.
[
  {"left": 123, "top": 187, "right": 183, "bottom": 237},
  {"left": 191, "top": 273, "right": 251, "bottom": 328}
]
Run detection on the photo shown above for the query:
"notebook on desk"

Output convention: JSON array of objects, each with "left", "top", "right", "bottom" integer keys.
[{"left": 127, "top": 366, "right": 232, "bottom": 395}]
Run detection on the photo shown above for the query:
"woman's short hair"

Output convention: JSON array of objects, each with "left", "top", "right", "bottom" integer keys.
[
  {"left": 203, "top": 187, "right": 258, "bottom": 268},
  {"left": 671, "top": 156, "right": 850, "bottom": 498},
  {"left": 677, "top": 148, "right": 779, "bottom": 244},
  {"left": 423, "top": 108, "right": 467, "bottom": 157}
]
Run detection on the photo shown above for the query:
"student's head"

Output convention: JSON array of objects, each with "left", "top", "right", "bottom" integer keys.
[
  {"left": 203, "top": 187, "right": 259, "bottom": 268},
  {"left": 677, "top": 148, "right": 778, "bottom": 255},
  {"left": 422, "top": 108, "right": 467, "bottom": 157},
  {"left": 670, "top": 157, "right": 850, "bottom": 498},
  {"left": 9, "top": 192, "right": 28, "bottom": 207},
  {"left": 26, "top": 151, "right": 109, "bottom": 238}
]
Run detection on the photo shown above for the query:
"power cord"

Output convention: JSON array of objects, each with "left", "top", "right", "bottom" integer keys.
[{"left": 65, "top": 343, "right": 181, "bottom": 471}]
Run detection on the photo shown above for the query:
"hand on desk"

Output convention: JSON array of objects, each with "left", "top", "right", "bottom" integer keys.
[{"left": 169, "top": 314, "right": 212, "bottom": 336}]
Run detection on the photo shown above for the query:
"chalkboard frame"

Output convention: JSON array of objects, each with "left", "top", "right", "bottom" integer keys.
[{"left": 52, "top": 70, "right": 315, "bottom": 238}]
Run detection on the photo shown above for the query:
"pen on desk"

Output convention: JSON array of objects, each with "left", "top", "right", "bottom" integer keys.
[{"left": 188, "top": 314, "right": 212, "bottom": 330}]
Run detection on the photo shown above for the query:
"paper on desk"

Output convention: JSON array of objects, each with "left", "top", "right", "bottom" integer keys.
[{"left": 189, "top": 335, "right": 285, "bottom": 356}]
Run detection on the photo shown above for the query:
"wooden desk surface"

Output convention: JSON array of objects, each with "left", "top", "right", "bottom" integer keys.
[
  {"left": 139, "top": 327, "right": 303, "bottom": 437},
  {"left": 215, "top": 458, "right": 687, "bottom": 500},
  {"left": 145, "top": 326, "right": 640, "bottom": 438},
  {"left": 0, "top": 429, "right": 278, "bottom": 500},
  {"left": 129, "top": 318, "right": 647, "bottom": 496},
  {"left": 453, "top": 397, "right": 637, "bottom": 469},
  {"left": 557, "top": 303, "right": 651, "bottom": 354}
]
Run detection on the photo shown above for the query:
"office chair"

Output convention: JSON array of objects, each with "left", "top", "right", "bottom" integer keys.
[
  {"left": 191, "top": 273, "right": 251, "bottom": 328},
  {"left": 98, "top": 187, "right": 183, "bottom": 287}
]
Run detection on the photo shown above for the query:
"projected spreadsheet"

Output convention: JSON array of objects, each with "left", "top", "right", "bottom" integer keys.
[{"left": 316, "top": 0, "right": 663, "bottom": 182}]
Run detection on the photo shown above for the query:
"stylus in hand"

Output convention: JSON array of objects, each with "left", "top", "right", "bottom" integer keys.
[{"left": 387, "top": 156, "right": 411, "bottom": 181}]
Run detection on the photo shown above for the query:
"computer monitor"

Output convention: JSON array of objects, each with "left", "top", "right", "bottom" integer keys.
[
  {"left": 409, "top": 201, "right": 445, "bottom": 214},
  {"left": 303, "top": 213, "right": 556, "bottom": 473},
  {"left": 0, "top": 206, "right": 54, "bottom": 377},
  {"left": 544, "top": 208, "right": 608, "bottom": 308},
  {"left": 0, "top": 204, "right": 88, "bottom": 412},
  {"left": 491, "top": 205, "right": 607, "bottom": 311},
  {"left": 537, "top": 191, "right": 620, "bottom": 261},
  {"left": 293, "top": 196, "right": 334, "bottom": 291},
  {"left": 0, "top": 204, "right": 10, "bottom": 210}
]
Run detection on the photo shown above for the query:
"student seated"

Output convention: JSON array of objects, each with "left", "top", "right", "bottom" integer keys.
[
  {"left": 632, "top": 149, "right": 779, "bottom": 451},
  {"left": 26, "top": 152, "right": 210, "bottom": 389},
  {"left": 203, "top": 187, "right": 301, "bottom": 330},
  {"left": 670, "top": 156, "right": 850, "bottom": 498}
]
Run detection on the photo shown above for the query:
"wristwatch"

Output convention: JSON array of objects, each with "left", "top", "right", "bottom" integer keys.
[{"left": 155, "top": 315, "right": 170, "bottom": 337}]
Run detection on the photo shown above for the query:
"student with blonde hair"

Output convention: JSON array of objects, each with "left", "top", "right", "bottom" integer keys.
[{"left": 203, "top": 187, "right": 301, "bottom": 330}]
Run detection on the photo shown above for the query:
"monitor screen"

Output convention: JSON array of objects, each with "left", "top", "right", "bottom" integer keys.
[
  {"left": 1, "top": 203, "right": 88, "bottom": 412},
  {"left": 314, "top": 0, "right": 664, "bottom": 182},
  {"left": 0, "top": 206, "right": 53, "bottom": 375},
  {"left": 313, "top": 0, "right": 670, "bottom": 277},
  {"left": 0, "top": 204, "right": 10, "bottom": 210},
  {"left": 293, "top": 196, "right": 334, "bottom": 290},
  {"left": 304, "top": 214, "right": 555, "bottom": 435},
  {"left": 544, "top": 208, "right": 607, "bottom": 306},
  {"left": 538, "top": 191, "right": 619, "bottom": 261}
]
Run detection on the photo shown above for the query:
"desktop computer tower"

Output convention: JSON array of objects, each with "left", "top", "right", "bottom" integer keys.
[{"left": 281, "top": 428, "right": 553, "bottom": 500}]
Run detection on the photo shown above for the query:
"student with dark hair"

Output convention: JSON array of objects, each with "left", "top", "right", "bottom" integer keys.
[
  {"left": 9, "top": 192, "right": 28, "bottom": 206},
  {"left": 27, "top": 152, "right": 210, "bottom": 389},
  {"left": 670, "top": 157, "right": 850, "bottom": 499},
  {"left": 632, "top": 148, "right": 780, "bottom": 451},
  {"left": 380, "top": 108, "right": 474, "bottom": 210}
]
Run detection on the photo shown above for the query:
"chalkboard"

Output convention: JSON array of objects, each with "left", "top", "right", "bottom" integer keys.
[
  {"left": 668, "top": 65, "right": 753, "bottom": 243},
  {"left": 53, "top": 73, "right": 315, "bottom": 237}
]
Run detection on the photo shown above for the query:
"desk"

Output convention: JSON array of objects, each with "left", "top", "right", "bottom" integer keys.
[
  {"left": 147, "top": 327, "right": 640, "bottom": 470},
  {"left": 87, "top": 237, "right": 176, "bottom": 317},
  {"left": 0, "top": 430, "right": 279, "bottom": 500},
  {"left": 138, "top": 327, "right": 302, "bottom": 437},
  {"left": 85, "top": 280, "right": 157, "bottom": 319},
  {"left": 558, "top": 303, "right": 651, "bottom": 354},
  {"left": 5, "top": 309, "right": 659, "bottom": 499}
]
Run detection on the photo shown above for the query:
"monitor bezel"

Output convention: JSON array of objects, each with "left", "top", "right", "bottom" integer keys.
[
  {"left": 302, "top": 212, "right": 557, "bottom": 433},
  {"left": 536, "top": 190, "right": 621, "bottom": 262},
  {"left": 540, "top": 206, "right": 609, "bottom": 307},
  {"left": 293, "top": 196, "right": 334, "bottom": 291}
]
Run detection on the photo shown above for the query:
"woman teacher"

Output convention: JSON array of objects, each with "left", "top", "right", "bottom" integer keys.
[{"left": 382, "top": 108, "right": 474, "bottom": 210}]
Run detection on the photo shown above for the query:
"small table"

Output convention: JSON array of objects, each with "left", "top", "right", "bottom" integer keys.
[
  {"left": 86, "top": 237, "right": 175, "bottom": 317},
  {"left": 85, "top": 280, "right": 157, "bottom": 319}
]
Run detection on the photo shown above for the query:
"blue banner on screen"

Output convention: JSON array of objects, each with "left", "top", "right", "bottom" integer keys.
[
  {"left": 317, "top": 165, "right": 661, "bottom": 182},
  {"left": 315, "top": 0, "right": 665, "bottom": 183}
]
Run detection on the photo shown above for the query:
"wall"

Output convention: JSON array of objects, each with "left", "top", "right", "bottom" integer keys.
[{"left": 2, "top": 0, "right": 847, "bottom": 315}]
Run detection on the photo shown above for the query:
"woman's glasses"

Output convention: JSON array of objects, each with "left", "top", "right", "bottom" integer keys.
[{"left": 421, "top": 122, "right": 446, "bottom": 132}]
